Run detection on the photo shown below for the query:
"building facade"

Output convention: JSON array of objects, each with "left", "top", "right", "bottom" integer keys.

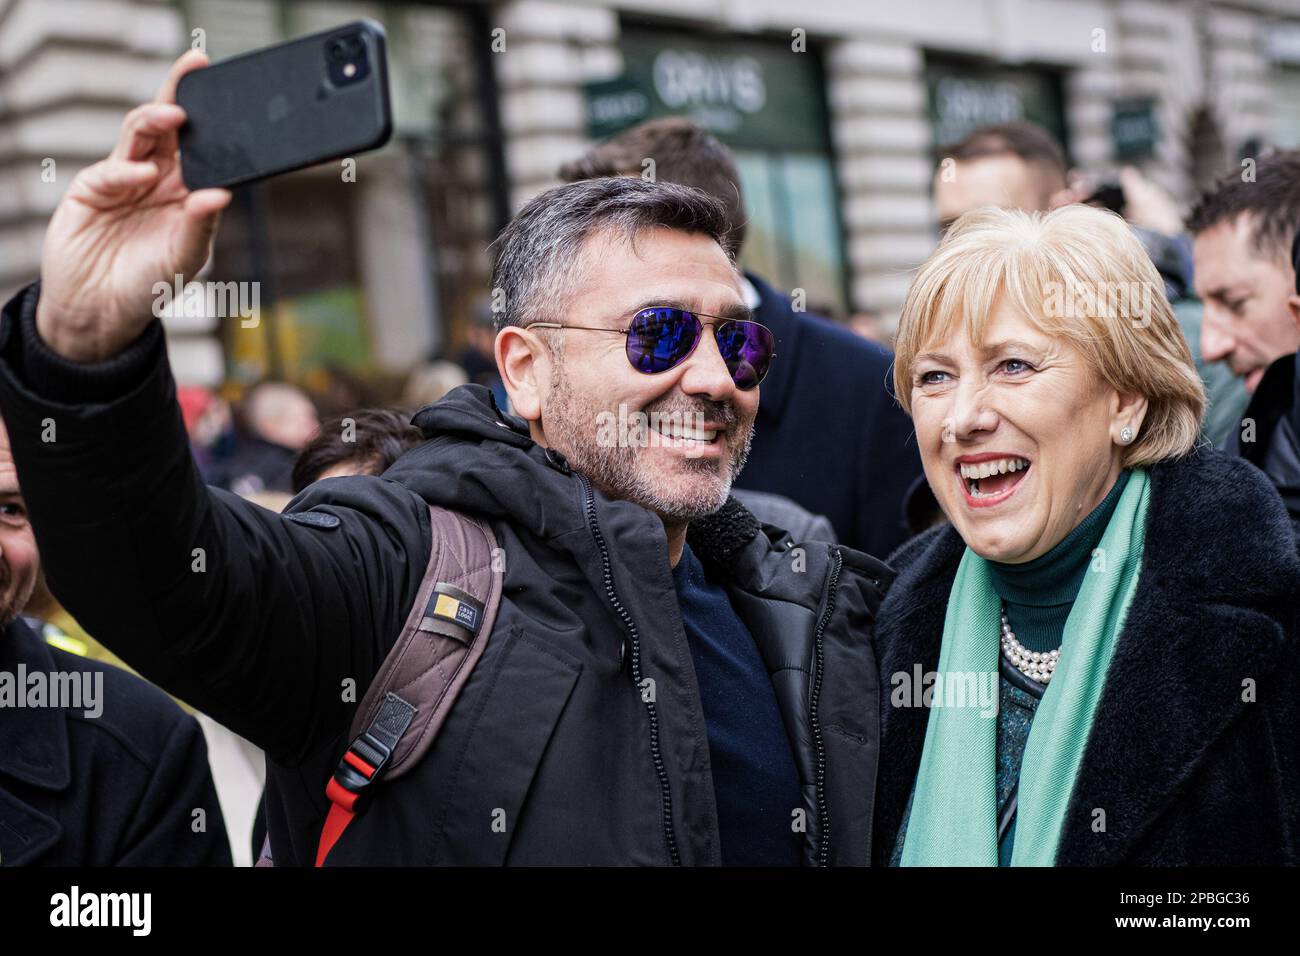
[{"left": 2, "top": 0, "right": 1299, "bottom": 385}]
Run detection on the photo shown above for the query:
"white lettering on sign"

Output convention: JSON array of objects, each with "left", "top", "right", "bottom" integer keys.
[{"left": 653, "top": 50, "right": 766, "bottom": 114}]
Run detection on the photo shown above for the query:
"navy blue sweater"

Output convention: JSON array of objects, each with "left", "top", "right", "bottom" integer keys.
[{"left": 674, "top": 543, "right": 801, "bottom": 866}]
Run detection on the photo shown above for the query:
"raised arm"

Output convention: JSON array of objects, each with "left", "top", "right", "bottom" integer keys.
[{"left": 0, "top": 53, "right": 429, "bottom": 763}]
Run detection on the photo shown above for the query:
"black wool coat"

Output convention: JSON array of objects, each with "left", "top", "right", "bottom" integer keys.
[
  {"left": 872, "top": 448, "right": 1300, "bottom": 865},
  {"left": 0, "top": 618, "right": 232, "bottom": 866}
]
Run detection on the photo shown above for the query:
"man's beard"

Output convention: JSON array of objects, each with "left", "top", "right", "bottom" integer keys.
[{"left": 545, "top": 363, "right": 754, "bottom": 523}]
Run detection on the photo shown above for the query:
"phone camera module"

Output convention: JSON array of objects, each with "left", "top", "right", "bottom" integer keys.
[{"left": 325, "top": 32, "right": 370, "bottom": 87}]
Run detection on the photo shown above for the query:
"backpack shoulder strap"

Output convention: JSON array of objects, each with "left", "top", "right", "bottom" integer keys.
[
  {"left": 315, "top": 505, "right": 502, "bottom": 865},
  {"left": 349, "top": 504, "right": 502, "bottom": 778}
]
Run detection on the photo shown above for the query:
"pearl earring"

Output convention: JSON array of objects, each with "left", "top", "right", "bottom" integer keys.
[{"left": 1119, "top": 426, "right": 1134, "bottom": 444}]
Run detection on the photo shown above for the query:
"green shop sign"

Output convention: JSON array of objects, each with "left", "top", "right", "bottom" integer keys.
[
  {"left": 925, "top": 56, "right": 1068, "bottom": 154},
  {"left": 586, "top": 28, "right": 830, "bottom": 152},
  {"left": 1112, "top": 98, "right": 1158, "bottom": 161}
]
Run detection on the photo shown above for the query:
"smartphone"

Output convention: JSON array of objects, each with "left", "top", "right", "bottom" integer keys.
[{"left": 176, "top": 19, "right": 392, "bottom": 190}]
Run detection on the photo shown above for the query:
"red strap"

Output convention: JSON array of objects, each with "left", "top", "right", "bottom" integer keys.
[
  {"left": 317, "top": 742, "right": 382, "bottom": 866},
  {"left": 316, "top": 779, "right": 358, "bottom": 867},
  {"left": 343, "top": 750, "right": 377, "bottom": 777}
]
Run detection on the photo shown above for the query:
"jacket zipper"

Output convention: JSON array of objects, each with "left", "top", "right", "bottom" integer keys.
[
  {"left": 578, "top": 474, "right": 681, "bottom": 865},
  {"left": 809, "top": 547, "right": 842, "bottom": 866}
]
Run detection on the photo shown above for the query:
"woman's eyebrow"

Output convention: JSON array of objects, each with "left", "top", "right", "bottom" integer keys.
[
  {"left": 981, "top": 339, "right": 1046, "bottom": 358},
  {"left": 914, "top": 351, "right": 952, "bottom": 365}
]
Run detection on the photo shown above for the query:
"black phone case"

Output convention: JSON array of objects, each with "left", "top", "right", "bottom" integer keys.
[{"left": 177, "top": 19, "right": 392, "bottom": 190}]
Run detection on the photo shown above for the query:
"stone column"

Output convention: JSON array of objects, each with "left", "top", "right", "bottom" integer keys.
[
  {"left": 824, "top": 37, "right": 935, "bottom": 329},
  {"left": 493, "top": 0, "right": 622, "bottom": 212}
]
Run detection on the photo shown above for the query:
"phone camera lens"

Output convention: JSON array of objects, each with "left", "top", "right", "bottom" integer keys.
[{"left": 325, "top": 31, "right": 370, "bottom": 86}]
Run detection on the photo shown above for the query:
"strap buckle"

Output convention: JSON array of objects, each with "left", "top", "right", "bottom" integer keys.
[{"left": 325, "top": 693, "right": 417, "bottom": 815}]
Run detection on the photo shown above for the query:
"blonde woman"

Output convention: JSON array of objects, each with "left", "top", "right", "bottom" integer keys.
[{"left": 874, "top": 204, "right": 1300, "bottom": 866}]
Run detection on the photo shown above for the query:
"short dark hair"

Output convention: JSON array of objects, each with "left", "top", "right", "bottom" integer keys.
[
  {"left": 490, "top": 176, "right": 732, "bottom": 332},
  {"left": 291, "top": 408, "right": 423, "bottom": 493},
  {"left": 558, "top": 117, "right": 747, "bottom": 255},
  {"left": 943, "top": 121, "right": 1068, "bottom": 188},
  {"left": 1186, "top": 150, "right": 1300, "bottom": 263}
]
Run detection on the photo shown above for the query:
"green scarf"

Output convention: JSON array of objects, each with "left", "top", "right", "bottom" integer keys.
[{"left": 900, "top": 468, "right": 1150, "bottom": 866}]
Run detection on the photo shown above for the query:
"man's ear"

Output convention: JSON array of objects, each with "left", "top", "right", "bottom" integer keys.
[
  {"left": 496, "top": 325, "right": 549, "bottom": 424},
  {"left": 1288, "top": 293, "right": 1300, "bottom": 334}
]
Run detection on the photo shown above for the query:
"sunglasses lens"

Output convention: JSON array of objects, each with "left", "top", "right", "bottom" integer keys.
[
  {"left": 716, "top": 321, "right": 775, "bottom": 390},
  {"left": 626, "top": 309, "right": 700, "bottom": 374}
]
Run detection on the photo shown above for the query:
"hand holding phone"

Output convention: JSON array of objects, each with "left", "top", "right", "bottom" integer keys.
[{"left": 35, "top": 50, "right": 232, "bottom": 364}]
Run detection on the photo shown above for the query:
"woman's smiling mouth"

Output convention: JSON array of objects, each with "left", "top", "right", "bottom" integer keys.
[{"left": 954, "top": 453, "right": 1032, "bottom": 508}]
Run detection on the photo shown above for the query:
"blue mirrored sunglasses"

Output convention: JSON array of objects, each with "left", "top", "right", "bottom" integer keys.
[{"left": 527, "top": 307, "right": 776, "bottom": 390}]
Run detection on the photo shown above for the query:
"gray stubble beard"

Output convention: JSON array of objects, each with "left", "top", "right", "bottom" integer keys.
[{"left": 544, "top": 360, "right": 754, "bottom": 523}]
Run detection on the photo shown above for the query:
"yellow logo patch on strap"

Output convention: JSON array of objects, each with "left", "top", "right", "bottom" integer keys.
[{"left": 425, "top": 584, "right": 483, "bottom": 634}]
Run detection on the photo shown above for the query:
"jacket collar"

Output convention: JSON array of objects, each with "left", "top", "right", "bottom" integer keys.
[
  {"left": 0, "top": 618, "right": 72, "bottom": 789},
  {"left": 389, "top": 384, "right": 835, "bottom": 606},
  {"left": 747, "top": 272, "right": 802, "bottom": 426},
  {"left": 388, "top": 384, "right": 588, "bottom": 537},
  {"left": 1236, "top": 352, "right": 1297, "bottom": 466},
  {"left": 1235, "top": 353, "right": 1300, "bottom": 522},
  {"left": 0, "top": 618, "right": 71, "bottom": 864},
  {"left": 875, "top": 448, "right": 1299, "bottom": 864}
]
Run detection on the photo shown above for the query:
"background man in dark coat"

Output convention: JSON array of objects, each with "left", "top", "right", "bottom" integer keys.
[
  {"left": 560, "top": 118, "right": 922, "bottom": 556},
  {"left": 0, "top": 418, "right": 230, "bottom": 866}
]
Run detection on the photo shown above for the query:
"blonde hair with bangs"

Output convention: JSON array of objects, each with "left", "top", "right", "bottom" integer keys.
[{"left": 893, "top": 204, "right": 1206, "bottom": 468}]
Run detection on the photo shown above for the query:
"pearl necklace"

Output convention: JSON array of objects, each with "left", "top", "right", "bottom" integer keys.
[{"left": 1000, "top": 607, "right": 1059, "bottom": 684}]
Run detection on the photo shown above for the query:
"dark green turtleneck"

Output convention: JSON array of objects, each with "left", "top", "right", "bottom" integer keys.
[{"left": 989, "top": 469, "right": 1132, "bottom": 653}]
